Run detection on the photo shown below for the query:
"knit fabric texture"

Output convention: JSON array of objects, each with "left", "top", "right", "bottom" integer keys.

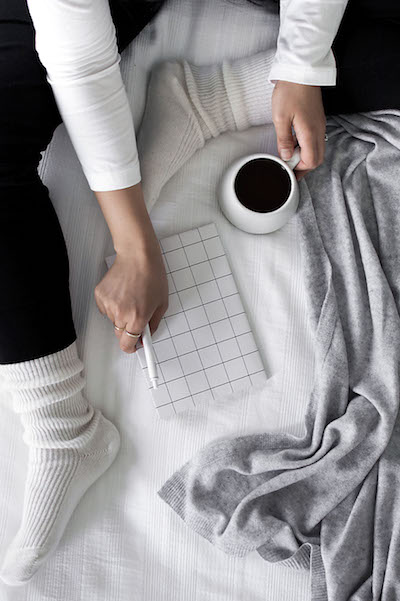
[
  {"left": 158, "top": 108, "right": 400, "bottom": 600},
  {"left": 0, "top": 341, "right": 120, "bottom": 585},
  {"left": 137, "top": 49, "right": 276, "bottom": 213}
]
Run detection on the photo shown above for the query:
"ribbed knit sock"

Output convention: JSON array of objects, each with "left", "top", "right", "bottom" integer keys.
[
  {"left": 137, "top": 48, "right": 277, "bottom": 212},
  {"left": 0, "top": 341, "right": 120, "bottom": 586}
]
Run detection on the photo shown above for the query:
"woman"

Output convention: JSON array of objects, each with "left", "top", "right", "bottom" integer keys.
[{"left": 1, "top": 0, "right": 399, "bottom": 586}]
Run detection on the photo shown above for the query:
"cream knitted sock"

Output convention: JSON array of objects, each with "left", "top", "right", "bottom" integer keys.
[
  {"left": 0, "top": 341, "right": 120, "bottom": 586},
  {"left": 137, "top": 48, "right": 277, "bottom": 212}
]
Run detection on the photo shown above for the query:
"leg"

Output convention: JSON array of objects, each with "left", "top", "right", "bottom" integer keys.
[
  {"left": 0, "top": 0, "right": 167, "bottom": 364},
  {"left": 137, "top": 50, "right": 277, "bottom": 212},
  {"left": 0, "top": 343, "right": 120, "bottom": 586},
  {"left": 0, "top": 0, "right": 169, "bottom": 584},
  {"left": 0, "top": 9, "right": 76, "bottom": 364},
  {"left": 108, "top": 0, "right": 167, "bottom": 53},
  {"left": 0, "top": 2, "right": 122, "bottom": 585},
  {"left": 0, "top": 0, "right": 168, "bottom": 582},
  {"left": 321, "top": 0, "right": 400, "bottom": 114},
  {"left": 137, "top": 0, "right": 400, "bottom": 210}
]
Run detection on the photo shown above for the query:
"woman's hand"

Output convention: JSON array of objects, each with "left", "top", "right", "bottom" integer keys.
[
  {"left": 93, "top": 181, "right": 168, "bottom": 354},
  {"left": 271, "top": 80, "right": 327, "bottom": 181},
  {"left": 94, "top": 240, "right": 169, "bottom": 353}
]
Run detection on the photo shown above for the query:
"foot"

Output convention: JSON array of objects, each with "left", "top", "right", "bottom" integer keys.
[
  {"left": 137, "top": 60, "right": 207, "bottom": 213},
  {"left": 0, "top": 411, "right": 120, "bottom": 586}
]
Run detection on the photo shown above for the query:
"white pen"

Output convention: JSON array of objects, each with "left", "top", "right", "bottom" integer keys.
[{"left": 142, "top": 323, "right": 159, "bottom": 389}]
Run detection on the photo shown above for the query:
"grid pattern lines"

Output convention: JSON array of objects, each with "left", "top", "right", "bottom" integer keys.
[{"left": 136, "top": 223, "right": 267, "bottom": 419}]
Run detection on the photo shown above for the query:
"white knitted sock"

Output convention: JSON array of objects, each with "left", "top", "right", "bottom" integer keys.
[
  {"left": 0, "top": 341, "right": 120, "bottom": 586},
  {"left": 137, "top": 48, "right": 277, "bottom": 212}
]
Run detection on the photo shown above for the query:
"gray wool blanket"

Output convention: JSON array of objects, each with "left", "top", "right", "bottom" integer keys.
[{"left": 157, "top": 108, "right": 400, "bottom": 600}]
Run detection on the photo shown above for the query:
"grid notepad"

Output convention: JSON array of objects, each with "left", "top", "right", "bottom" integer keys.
[{"left": 105, "top": 223, "right": 267, "bottom": 419}]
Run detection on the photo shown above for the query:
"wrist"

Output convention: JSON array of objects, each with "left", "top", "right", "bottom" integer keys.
[
  {"left": 95, "top": 181, "right": 160, "bottom": 257},
  {"left": 114, "top": 224, "right": 159, "bottom": 258}
]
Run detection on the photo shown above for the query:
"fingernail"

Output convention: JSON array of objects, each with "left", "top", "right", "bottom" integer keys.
[{"left": 281, "top": 149, "right": 292, "bottom": 160}]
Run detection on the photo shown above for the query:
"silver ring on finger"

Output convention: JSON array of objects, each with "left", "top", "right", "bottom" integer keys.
[
  {"left": 113, "top": 323, "right": 126, "bottom": 332},
  {"left": 125, "top": 330, "right": 141, "bottom": 339}
]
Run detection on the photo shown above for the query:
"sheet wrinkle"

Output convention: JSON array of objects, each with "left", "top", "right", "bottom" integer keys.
[
  {"left": 0, "top": 1, "right": 312, "bottom": 599},
  {"left": 157, "top": 109, "right": 400, "bottom": 599}
]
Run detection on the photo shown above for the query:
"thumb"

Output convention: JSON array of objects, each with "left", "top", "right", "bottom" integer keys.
[{"left": 274, "top": 117, "right": 295, "bottom": 161}]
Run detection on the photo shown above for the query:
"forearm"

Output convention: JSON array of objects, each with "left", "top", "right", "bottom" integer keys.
[
  {"left": 269, "top": 0, "right": 350, "bottom": 86},
  {"left": 26, "top": 0, "right": 141, "bottom": 192},
  {"left": 94, "top": 182, "right": 159, "bottom": 257}
]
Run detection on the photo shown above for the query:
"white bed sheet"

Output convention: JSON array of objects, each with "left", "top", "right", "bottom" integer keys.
[{"left": 0, "top": 1, "right": 315, "bottom": 599}]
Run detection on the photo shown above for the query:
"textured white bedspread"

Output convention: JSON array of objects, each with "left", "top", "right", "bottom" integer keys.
[{"left": 0, "top": 1, "right": 315, "bottom": 599}]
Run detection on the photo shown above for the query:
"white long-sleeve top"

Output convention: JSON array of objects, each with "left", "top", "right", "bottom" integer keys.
[{"left": 26, "top": 0, "right": 349, "bottom": 192}]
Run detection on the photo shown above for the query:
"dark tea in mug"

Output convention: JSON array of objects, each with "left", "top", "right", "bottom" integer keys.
[{"left": 234, "top": 158, "right": 292, "bottom": 213}]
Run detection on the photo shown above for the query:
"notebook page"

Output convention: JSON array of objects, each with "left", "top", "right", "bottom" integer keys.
[{"left": 105, "top": 223, "right": 267, "bottom": 419}]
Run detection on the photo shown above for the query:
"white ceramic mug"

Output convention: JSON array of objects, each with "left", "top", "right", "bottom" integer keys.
[{"left": 218, "top": 146, "right": 301, "bottom": 234}]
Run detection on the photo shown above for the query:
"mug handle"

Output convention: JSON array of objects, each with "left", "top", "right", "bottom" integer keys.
[{"left": 283, "top": 145, "right": 301, "bottom": 171}]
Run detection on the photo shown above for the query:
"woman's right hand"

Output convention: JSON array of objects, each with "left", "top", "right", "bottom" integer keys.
[{"left": 271, "top": 80, "right": 327, "bottom": 180}]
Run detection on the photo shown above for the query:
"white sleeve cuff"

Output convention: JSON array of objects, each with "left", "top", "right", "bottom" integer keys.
[
  {"left": 268, "top": 62, "right": 337, "bottom": 87},
  {"left": 27, "top": 0, "right": 143, "bottom": 194},
  {"left": 48, "top": 63, "right": 142, "bottom": 193},
  {"left": 87, "top": 163, "right": 142, "bottom": 192}
]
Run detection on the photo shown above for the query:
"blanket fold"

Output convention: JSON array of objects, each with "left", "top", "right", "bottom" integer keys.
[{"left": 157, "top": 109, "right": 400, "bottom": 600}]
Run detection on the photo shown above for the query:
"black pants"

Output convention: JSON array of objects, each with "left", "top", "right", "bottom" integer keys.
[
  {"left": 0, "top": 0, "right": 165, "bottom": 364},
  {"left": 0, "top": 0, "right": 399, "bottom": 364},
  {"left": 322, "top": 0, "right": 400, "bottom": 113}
]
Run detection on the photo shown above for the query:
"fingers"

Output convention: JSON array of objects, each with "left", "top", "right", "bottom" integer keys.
[
  {"left": 117, "top": 311, "right": 148, "bottom": 354},
  {"left": 272, "top": 80, "right": 327, "bottom": 181},
  {"left": 295, "top": 131, "right": 320, "bottom": 172},
  {"left": 93, "top": 286, "right": 108, "bottom": 318},
  {"left": 97, "top": 292, "right": 168, "bottom": 355},
  {"left": 295, "top": 169, "right": 312, "bottom": 181},
  {"left": 294, "top": 130, "right": 326, "bottom": 181},
  {"left": 93, "top": 245, "right": 170, "bottom": 356},
  {"left": 274, "top": 115, "right": 296, "bottom": 161},
  {"left": 110, "top": 305, "right": 168, "bottom": 354}
]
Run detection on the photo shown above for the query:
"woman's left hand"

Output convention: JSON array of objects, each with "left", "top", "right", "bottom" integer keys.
[
  {"left": 271, "top": 80, "right": 327, "bottom": 181},
  {"left": 93, "top": 181, "right": 169, "bottom": 354},
  {"left": 94, "top": 242, "right": 169, "bottom": 354}
]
